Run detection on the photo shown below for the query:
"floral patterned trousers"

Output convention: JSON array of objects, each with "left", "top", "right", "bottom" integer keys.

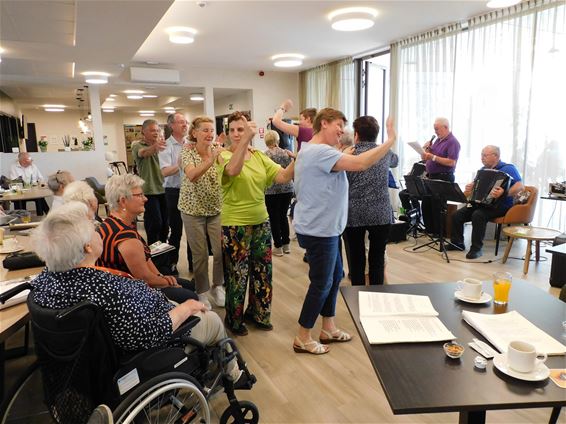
[{"left": 222, "top": 221, "right": 273, "bottom": 331}]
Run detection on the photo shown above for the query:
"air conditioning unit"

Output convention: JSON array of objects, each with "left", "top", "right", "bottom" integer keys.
[{"left": 130, "top": 67, "right": 180, "bottom": 84}]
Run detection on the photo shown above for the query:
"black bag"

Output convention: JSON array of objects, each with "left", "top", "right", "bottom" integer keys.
[{"left": 3, "top": 251, "right": 45, "bottom": 270}]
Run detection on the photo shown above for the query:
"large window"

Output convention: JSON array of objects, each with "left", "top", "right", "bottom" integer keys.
[{"left": 393, "top": 1, "right": 565, "bottom": 228}]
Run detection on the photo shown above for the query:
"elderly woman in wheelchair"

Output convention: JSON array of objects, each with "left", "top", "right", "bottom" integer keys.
[{"left": 4, "top": 201, "right": 257, "bottom": 423}]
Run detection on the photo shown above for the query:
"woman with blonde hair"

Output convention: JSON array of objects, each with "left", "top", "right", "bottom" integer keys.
[
  {"left": 264, "top": 130, "right": 295, "bottom": 256},
  {"left": 179, "top": 116, "right": 225, "bottom": 309}
]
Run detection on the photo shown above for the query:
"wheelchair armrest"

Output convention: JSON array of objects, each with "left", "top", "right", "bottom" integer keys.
[
  {"left": 56, "top": 300, "right": 99, "bottom": 320},
  {"left": 170, "top": 315, "right": 201, "bottom": 340},
  {"left": 0, "top": 282, "right": 32, "bottom": 304}
]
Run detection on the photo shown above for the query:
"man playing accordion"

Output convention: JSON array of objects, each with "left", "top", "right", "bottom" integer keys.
[{"left": 447, "top": 145, "right": 524, "bottom": 259}]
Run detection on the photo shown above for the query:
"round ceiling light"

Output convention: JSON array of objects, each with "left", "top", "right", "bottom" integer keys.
[
  {"left": 167, "top": 27, "right": 197, "bottom": 44},
  {"left": 190, "top": 93, "right": 204, "bottom": 101},
  {"left": 271, "top": 53, "right": 305, "bottom": 68},
  {"left": 82, "top": 71, "right": 110, "bottom": 84},
  {"left": 328, "top": 7, "right": 378, "bottom": 31},
  {"left": 486, "top": 0, "right": 521, "bottom": 8}
]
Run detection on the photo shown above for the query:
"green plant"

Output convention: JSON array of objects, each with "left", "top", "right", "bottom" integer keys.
[
  {"left": 82, "top": 137, "right": 94, "bottom": 149},
  {"left": 38, "top": 137, "right": 48, "bottom": 148}
]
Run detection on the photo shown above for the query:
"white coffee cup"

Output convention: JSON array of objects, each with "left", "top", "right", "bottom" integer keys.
[
  {"left": 456, "top": 278, "right": 483, "bottom": 300},
  {"left": 507, "top": 341, "right": 547, "bottom": 373},
  {"left": 2, "top": 237, "right": 18, "bottom": 250}
]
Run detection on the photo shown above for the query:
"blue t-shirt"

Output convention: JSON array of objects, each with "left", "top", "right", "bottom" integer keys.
[
  {"left": 482, "top": 161, "right": 522, "bottom": 210},
  {"left": 294, "top": 143, "right": 348, "bottom": 237}
]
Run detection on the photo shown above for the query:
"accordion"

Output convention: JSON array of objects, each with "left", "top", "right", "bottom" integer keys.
[{"left": 470, "top": 169, "right": 510, "bottom": 207}]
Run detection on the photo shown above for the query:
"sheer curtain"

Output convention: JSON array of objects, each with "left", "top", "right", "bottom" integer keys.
[
  {"left": 394, "top": 0, "right": 565, "bottom": 228},
  {"left": 300, "top": 58, "right": 355, "bottom": 125}
]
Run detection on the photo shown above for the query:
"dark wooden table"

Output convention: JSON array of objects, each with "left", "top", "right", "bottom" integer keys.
[{"left": 341, "top": 280, "right": 566, "bottom": 424}]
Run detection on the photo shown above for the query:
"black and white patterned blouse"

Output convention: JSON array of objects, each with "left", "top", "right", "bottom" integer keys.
[
  {"left": 264, "top": 147, "right": 294, "bottom": 195},
  {"left": 32, "top": 267, "right": 174, "bottom": 352},
  {"left": 346, "top": 142, "right": 398, "bottom": 227}
]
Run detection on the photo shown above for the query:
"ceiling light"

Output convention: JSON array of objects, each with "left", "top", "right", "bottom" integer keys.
[
  {"left": 127, "top": 95, "right": 144, "bottom": 99},
  {"left": 82, "top": 71, "right": 110, "bottom": 84},
  {"left": 43, "top": 104, "right": 65, "bottom": 108},
  {"left": 143, "top": 94, "right": 158, "bottom": 98},
  {"left": 102, "top": 108, "right": 115, "bottom": 113},
  {"left": 105, "top": 98, "right": 115, "bottom": 102},
  {"left": 271, "top": 54, "right": 305, "bottom": 68},
  {"left": 328, "top": 7, "right": 378, "bottom": 31},
  {"left": 109, "top": 94, "right": 117, "bottom": 97},
  {"left": 140, "top": 113, "right": 155, "bottom": 117},
  {"left": 486, "top": 0, "right": 521, "bottom": 8},
  {"left": 167, "top": 27, "right": 197, "bottom": 44},
  {"left": 139, "top": 110, "right": 155, "bottom": 113},
  {"left": 164, "top": 107, "right": 176, "bottom": 110},
  {"left": 190, "top": 94, "right": 204, "bottom": 101},
  {"left": 44, "top": 108, "right": 65, "bottom": 112}
]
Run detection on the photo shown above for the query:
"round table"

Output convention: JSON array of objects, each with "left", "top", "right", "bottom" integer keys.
[{"left": 501, "top": 226, "right": 562, "bottom": 274}]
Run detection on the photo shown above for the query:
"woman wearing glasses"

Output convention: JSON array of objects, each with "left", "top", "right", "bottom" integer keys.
[
  {"left": 96, "top": 174, "right": 197, "bottom": 304},
  {"left": 179, "top": 116, "right": 226, "bottom": 309}
]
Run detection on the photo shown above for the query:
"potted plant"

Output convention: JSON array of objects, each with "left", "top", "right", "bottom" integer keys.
[
  {"left": 82, "top": 137, "right": 94, "bottom": 151},
  {"left": 38, "top": 136, "right": 48, "bottom": 152}
]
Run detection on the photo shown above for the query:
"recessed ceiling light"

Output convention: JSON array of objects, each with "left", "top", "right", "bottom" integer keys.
[
  {"left": 139, "top": 110, "right": 155, "bottom": 113},
  {"left": 44, "top": 108, "right": 65, "bottom": 112},
  {"left": 43, "top": 104, "right": 65, "bottom": 108},
  {"left": 123, "top": 90, "right": 144, "bottom": 94},
  {"left": 486, "top": 0, "right": 521, "bottom": 8},
  {"left": 271, "top": 53, "right": 305, "bottom": 68},
  {"left": 127, "top": 95, "right": 144, "bottom": 99},
  {"left": 102, "top": 108, "right": 115, "bottom": 113},
  {"left": 167, "top": 26, "right": 197, "bottom": 44},
  {"left": 328, "top": 7, "right": 378, "bottom": 31},
  {"left": 82, "top": 71, "right": 110, "bottom": 84},
  {"left": 140, "top": 113, "right": 155, "bottom": 117},
  {"left": 109, "top": 94, "right": 117, "bottom": 97},
  {"left": 143, "top": 94, "right": 158, "bottom": 98},
  {"left": 190, "top": 93, "right": 204, "bottom": 101},
  {"left": 105, "top": 98, "right": 115, "bottom": 101},
  {"left": 164, "top": 107, "right": 176, "bottom": 110}
]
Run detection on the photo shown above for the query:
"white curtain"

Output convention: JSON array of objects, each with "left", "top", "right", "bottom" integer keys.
[{"left": 394, "top": 0, "right": 565, "bottom": 228}]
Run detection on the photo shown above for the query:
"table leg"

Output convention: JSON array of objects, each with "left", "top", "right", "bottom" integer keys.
[
  {"left": 459, "top": 410, "right": 486, "bottom": 424},
  {"left": 549, "top": 406, "right": 562, "bottom": 424},
  {"left": 536, "top": 240, "right": 540, "bottom": 262},
  {"left": 0, "top": 342, "right": 4, "bottom": 401},
  {"left": 502, "top": 236, "right": 515, "bottom": 264},
  {"left": 524, "top": 240, "right": 532, "bottom": 275}
]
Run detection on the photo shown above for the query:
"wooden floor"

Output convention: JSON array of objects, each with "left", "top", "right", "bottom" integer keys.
[{"left": 4, "top": 223, "right": 563, "bottom": 423}]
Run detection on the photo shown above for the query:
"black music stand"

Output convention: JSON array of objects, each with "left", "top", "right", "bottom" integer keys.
[
  {"left": 403, "top": 175, "right": 429, "bottom": 238},
  {"left": 413, "top": 179, "right": 468, "bottom": 263}
]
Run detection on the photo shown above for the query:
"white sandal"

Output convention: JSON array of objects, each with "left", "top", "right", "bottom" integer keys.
[
  {"left": 320, "top": 328, "right": 352, "bottom": 344},
  {"left": 293, "top": 337, "right": 330, "bottom": 355}
]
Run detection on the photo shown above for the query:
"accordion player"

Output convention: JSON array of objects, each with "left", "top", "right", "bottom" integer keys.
[{"left": 469, "top": 169, "right": 511, "bottom": 207}]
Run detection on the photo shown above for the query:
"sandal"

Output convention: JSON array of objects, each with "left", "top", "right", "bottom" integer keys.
[
  {"left": 320, "top": 328, "right": 352, "bottom": 344},
  {"left": 293, "top": 337, "right": 330, "bottom": 355}
]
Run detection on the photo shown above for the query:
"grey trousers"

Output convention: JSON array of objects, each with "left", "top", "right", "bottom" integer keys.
[{"left": 181, "top": 213, "right": 224, "bottom": 294}]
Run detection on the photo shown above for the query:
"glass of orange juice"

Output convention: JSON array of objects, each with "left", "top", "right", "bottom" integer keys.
[
  {"left": 21, "top": 211, "right": 32, "bottom": 224},
  {"left": 493, "top": 272, "right": 512, "bottom": 305}
]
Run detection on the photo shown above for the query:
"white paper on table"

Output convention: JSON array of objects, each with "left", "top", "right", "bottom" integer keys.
[
  {"left": 408, "top": 141, "right": 425, "bottom": 156},
  {"left": 361, "top": 316, "right": 456, "bottom": 344},
  {"left": 359, "top": 292, "right": 439, "bottom": 317},
  {"left": 462, "top": 310, "right": 566, "bottom": 356}
]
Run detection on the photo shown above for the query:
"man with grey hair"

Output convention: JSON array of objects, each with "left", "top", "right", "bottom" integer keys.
[
  {"left": 159, "top": 112, "right": 193, "bottom": 274},
  {"left": 447, "top": 145, "right": 523, "bottom": 259},
  {"left": 131, "top": 119, "right": 168, "bottom": 245},
  {"left": 10, "top": 152, "right": 49, "bottom": 215}
]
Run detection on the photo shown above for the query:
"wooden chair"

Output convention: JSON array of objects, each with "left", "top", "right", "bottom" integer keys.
[{"left": 491, "top": 185, "right": 538, "bottom": 256}]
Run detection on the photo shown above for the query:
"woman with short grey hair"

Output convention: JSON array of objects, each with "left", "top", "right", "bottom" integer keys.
[
  {"left": 97, "top": 174, "right": 197, "bottom": 304},
  {"left": 47, "top": 170, "right": 74, "bottom": 211},
  {"left": 63, "top": 180, "right": 98, "bottom": 219},
  {"left": 31, "top": 201, "right": 243, "bottom": 384}
]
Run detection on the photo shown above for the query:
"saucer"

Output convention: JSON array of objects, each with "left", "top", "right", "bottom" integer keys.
[
  {"left": 0, "top": 246, "right": 23, "bottom": 254},
  {"left": 454, "top": 290, "right": 492, "bottom": 304},
  {"left": 493, "top": 353, "right": 550, "bottom": 381}
]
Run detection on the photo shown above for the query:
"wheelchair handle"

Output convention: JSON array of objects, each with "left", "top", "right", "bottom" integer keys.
[
  {"left": 0, "top": 282, "right": 32, "bottom": 304},
  {"left": 56, "top": 300, "right": 100, "bottom": 320}
]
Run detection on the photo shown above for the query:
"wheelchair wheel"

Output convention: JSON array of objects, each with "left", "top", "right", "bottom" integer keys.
[
  {"left": 113, "top": 372, "right": 210, "bottom": 424},
  {"left": 219, "top": 400, "right": 259, "bottom": 424}
]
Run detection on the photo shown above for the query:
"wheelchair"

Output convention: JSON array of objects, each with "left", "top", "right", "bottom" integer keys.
[{"left": 0, "top": 282, "right": 258, "bottom": 424}]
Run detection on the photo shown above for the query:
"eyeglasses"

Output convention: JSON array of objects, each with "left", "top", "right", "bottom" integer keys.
[
  {"left": 131, "top": 192, "right": 146, "bottom": 198},
  {"left": 481, "top": 153, "right": 496, "bottom": 158}
]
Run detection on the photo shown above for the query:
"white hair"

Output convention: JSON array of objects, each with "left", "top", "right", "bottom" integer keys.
[
  {"left": 105, "top": 174, "right": 145, "bottom": 211},
  {"left": 63, "top": 181, "right": 97, "bottom": 206},
  {"left": 32, "top": 202, "right": 93, "bottom": 272},
  {"left": 340, "top": 130, "right": 354, "bottom": 147},
  {"left": 434, "top": 117, "right": 450, "bottom": 129}
]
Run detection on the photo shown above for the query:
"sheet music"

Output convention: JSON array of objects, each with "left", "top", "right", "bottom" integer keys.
[{"left": 408, "top": 141, "right": 425, "bottom": 156}]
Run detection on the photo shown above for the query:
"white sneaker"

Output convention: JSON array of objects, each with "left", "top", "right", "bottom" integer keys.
[
  {"left": 273, "top": 247, "right": 284, "bottom": 257},
  {"left": 210, "top": 285, "right": 225, "bottom": 307},
  {"left": 282, "top": 244, "right": 291, "bottom": 254},
  {"left": 198, "top": 293, "right": 212, "bottom": 310}
]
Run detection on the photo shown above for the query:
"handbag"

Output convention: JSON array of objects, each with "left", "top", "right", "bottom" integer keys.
[{"left": 3, "top": 251, "right": 45, "bottom": 270}]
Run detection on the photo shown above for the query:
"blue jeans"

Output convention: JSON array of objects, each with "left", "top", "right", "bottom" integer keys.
[{"left": 296, "top": 234, "right": 343, "bottom": 329}]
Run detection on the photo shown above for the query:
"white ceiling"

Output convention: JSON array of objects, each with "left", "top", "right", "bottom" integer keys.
[{"left": 0, "top": 0, "right": 494, "bottom": 112}]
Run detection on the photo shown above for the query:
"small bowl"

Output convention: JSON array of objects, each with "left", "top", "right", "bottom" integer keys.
[{"left": 443, "top": 342, "right": 465, "bottom": 359}]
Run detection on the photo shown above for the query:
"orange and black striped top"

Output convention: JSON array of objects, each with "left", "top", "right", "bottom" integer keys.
[{"left": 96, "top": 215, "right": 151, "bottom": 274}]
